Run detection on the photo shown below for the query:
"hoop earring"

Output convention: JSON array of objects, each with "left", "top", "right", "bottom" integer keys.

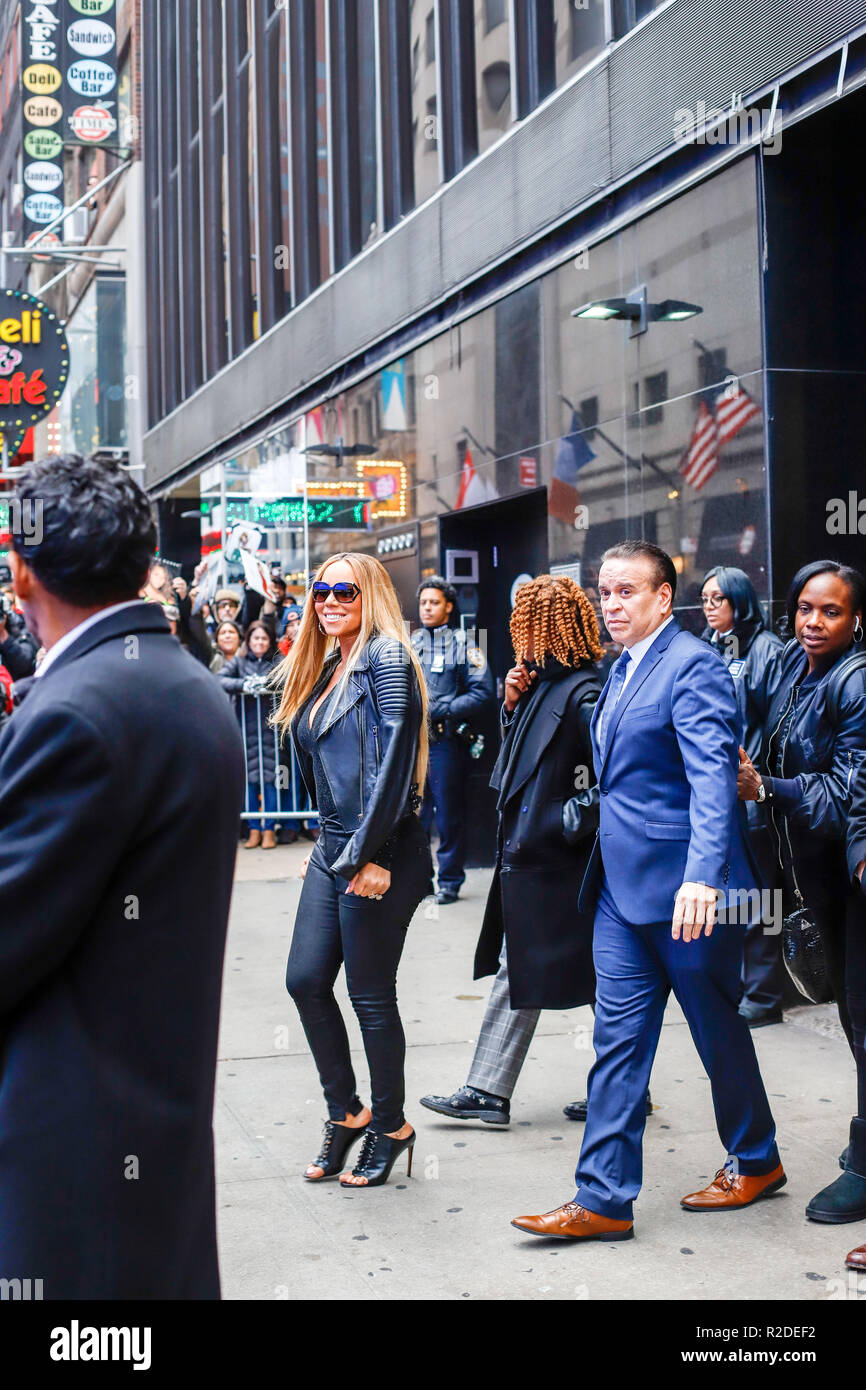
[
  {"left": 854, "top": 619, "right": 863, "bottom": 643},
  {"left": 318, "top": 623, "right": 326, "bottom": 635}
]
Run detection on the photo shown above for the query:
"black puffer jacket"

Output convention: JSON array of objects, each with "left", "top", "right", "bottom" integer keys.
[
  {"left": 218, "top": 651, "right": 282, "bottom": 784},
  {"left": 759, "top": 639, "right": 866, "bottom": 900},
  {"left": 291, "top": 635, "right": 424, "bottom": 880}
]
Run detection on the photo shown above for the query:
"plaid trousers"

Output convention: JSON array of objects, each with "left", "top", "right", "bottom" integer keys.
[{"left": 466, "top": 943, "right": 541, "bottom": 1100}]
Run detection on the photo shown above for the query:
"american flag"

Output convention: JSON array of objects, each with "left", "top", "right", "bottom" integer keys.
[
  {"left": 680, "top": 400, "right": 719, "bottom": 491},
  {"left": 680, "top": 382, "right": 761, "bottom": 491},
  {"left": 715, "top": 381, "right": 761, "bottom": 444}
]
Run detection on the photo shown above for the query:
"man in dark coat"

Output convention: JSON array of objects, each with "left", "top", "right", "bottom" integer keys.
[{"left": 0, "top": 454, "right": 245, "bottom": 1299}]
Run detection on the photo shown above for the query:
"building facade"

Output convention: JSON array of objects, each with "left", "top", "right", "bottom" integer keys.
[{"left": 141, "top": 0, "right": 866, "bottom": 814}]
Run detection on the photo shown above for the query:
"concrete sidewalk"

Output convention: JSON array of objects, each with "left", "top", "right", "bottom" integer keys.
[{"left": 216, "top": 843, "right": 865, "bottom": 1301}]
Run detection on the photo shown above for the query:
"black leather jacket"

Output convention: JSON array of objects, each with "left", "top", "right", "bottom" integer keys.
[
  {"left": 290, "top": 635, "right": 424, "bottom": 880},
  {"left": 703, "top": 623, "right": 784, "bottom": 832},
  {"left": 759, "top": 640, "right": 866, "bottom": 893}
]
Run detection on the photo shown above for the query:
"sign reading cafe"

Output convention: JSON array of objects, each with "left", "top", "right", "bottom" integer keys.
[
  {"left": 20, "top": 0, "right": 120, "bottom": 238},
  {"left": 21, "top": 2, "right": 66, "bottom": 243},
  {"left": 0, "top": 290, "right": 70, "bottom": 435}
]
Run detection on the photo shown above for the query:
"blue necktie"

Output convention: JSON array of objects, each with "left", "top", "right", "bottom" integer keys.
[{"left": 598, "top": 651, "right": 631, "bottom": 759}]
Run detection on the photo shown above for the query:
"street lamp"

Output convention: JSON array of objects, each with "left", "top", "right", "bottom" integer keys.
[{"left": 572, "top": 285, "right": 702, "bottom": 336}]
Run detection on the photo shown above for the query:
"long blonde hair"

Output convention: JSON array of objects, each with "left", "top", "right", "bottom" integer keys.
[{"left": 271, "top": 552, "right": 429, "bottom": 791}]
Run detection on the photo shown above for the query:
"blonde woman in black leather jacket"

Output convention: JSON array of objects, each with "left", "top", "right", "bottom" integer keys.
[{"left": 273, "top": 553, "right": 433, "bottom": 1189}]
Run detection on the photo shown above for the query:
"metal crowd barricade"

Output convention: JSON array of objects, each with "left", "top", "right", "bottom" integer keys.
[{"left": 237, "top": 689, "right": 319, "bottom": 825}]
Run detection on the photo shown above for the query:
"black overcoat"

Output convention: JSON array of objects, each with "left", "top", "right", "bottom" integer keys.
[
  {"left": 473, "top": 665, "right": 601, "bottom": 1010},
  {"left": 0, "top": 603, "right": 245, "bottom": 1299}
]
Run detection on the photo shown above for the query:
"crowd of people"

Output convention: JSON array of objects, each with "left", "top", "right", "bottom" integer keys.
[
  {"left": 1, "top": 451, "right": 865, "bottom": 1296},
  {"left": 274, "top": 542, "right": 866, "bottom": 1278}
]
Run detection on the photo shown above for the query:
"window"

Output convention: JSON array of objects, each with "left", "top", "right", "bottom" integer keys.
[
  {"left": 579, "top": 396, "right": 599, "bottom": 437},
  {"left": 425, "top": 96, "right": 438, "bottom": 151},
  {"left": 642, "top": 371, "right": 668, "bottom": 426},
  {"left": 413, "top": 37, "right": 420, "bottom": 84},
  {"left": 473, "top": 0, "right": 512, "bottom": 155},
  {"left": 425, "top": 9, "right": 436, "bottom": 65},
  {"left": 612, "top": 0, "right": 661, "bottom": 42}
]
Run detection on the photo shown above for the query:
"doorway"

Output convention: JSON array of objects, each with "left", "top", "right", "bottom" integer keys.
[{"left": 438, "top": 487, "right": 549, "bottom": 866}]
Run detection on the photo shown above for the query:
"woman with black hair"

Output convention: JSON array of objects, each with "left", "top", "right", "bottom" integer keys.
[
  {"left": 738, "top": 560, "right": 866, "bottom": 1223},
  {"left": 219, "top": 620, "right": 283, "bottom": 849},
  {"left": 701, "top": 566, "right": 784, "bottom": 1025}
]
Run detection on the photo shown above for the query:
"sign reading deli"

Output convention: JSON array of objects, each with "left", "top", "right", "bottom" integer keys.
[{"left": 0, "top": 289, "right": 70, "bottom": 436}]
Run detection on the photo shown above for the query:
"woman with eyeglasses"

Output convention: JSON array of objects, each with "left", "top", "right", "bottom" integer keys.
[
  {"left": 700, "top": 567, "right": 784, "bottom": 1026},
  {"left": 737, "top": 560, "right": 866, "bottom": 1224},
  {"left": 274, "top": 554, "right": 433, "bottom": 1188}
]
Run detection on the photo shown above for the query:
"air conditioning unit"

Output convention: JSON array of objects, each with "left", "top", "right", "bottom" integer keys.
[{"left": 63, "top": 207, "right": 92, "bottom": 244}]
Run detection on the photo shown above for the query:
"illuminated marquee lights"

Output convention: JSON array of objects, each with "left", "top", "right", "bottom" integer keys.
[
  {"left": 356, "top": 460, "right": 408, "bottom": 519},
  {"left": 0, "top": 289, "right": 70, "bottom": 432}
]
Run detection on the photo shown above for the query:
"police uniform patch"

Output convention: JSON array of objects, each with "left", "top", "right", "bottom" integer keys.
[{"left": 467, "top": 646, "right": 486, "bottom": 670}]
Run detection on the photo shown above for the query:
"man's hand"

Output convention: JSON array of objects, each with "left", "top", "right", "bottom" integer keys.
[
  {"left": 737, "top": 746, "right": 763, "bottom": 801},
  {"left": 345, "top": 862, "right": 391, "bottom": 898},
  {"left": 299, "top": 855, "right": 309, "bottom": 880},
  {"left": 504, "top": 663, "right": 536, "bottom": 713},
  {"left": 857, "top": 860, "right": 865, "bottom": 895},
  {"left": 672, "top": 882, "right": 718, "bottom": 942}
]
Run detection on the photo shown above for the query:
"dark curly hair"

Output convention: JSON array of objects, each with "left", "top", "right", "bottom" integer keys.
[{"left": 11, "top": 453, "right": 156, "bottom": 607}]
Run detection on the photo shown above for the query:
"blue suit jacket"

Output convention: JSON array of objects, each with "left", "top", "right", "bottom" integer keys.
[{"left": 578, "top": 619, "right": 758, "bottom": 924}]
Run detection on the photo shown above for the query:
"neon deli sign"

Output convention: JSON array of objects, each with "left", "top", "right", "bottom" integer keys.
[{"left": 0, "top": 291, "right": 70, "bottom": 429}]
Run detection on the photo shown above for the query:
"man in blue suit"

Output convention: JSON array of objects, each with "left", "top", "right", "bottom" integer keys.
[{"left": 513, "top": 541, "right": 783, "bottom": 1242}]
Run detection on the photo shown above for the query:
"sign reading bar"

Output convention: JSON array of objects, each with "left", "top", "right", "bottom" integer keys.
[
  {"left": 61, "top": 0, "right": 119, "bottom": 147},
  {"left": 0, "top": 290, "right": 70, "bottom": 435}
]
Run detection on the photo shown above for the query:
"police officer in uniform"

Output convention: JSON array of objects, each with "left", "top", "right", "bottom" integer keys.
[{"left": 413, "top": 577, "right": 494, "bottom": 904}]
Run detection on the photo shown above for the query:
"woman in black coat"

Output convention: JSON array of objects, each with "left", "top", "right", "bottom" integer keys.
[
  {"left": 738, "top": 560, "right": 866, "bottom": 1222},
  {"left": 843, "top": 763, "right": 866, "bottom": 1271},
  {"left": 218, "top": 620, "right": 283, "bottom": 848},
  {"left": 700, "top": 566, "right": 784, "bottom": 1024},
  {"left": 420, "top": 575, "right": 603, "bottom": 1125}
]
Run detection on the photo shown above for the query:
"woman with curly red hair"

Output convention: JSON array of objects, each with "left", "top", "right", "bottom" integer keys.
[{"left": 421, "top": 573, "right": 604, "bottom": 1125}]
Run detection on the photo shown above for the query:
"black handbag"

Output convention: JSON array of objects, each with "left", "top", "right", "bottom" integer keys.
[
  {"left": 562, "top": 785, "right": 600, "bottom": 846},
  {"left": 781, "top": 858, "right": 834, "bottom": 1005}
]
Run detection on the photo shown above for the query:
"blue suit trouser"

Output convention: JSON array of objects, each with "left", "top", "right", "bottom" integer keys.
[
  {"left": 420, "top": 738, "right": 469, "bottom": 894},
  {"left": 574, "top": 879, "right": 779, "bottom": 1222}
]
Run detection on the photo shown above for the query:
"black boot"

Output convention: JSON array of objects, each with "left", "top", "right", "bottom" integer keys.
[
  {"left": 564, "top": 1090, "right": 653, "bottom": 1122},
  {"left": 806, "top": 1118, "right": 866, "bottom": 1223}
]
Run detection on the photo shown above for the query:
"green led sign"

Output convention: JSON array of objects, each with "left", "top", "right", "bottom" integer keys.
[{"left": 225, "top": 497, "right": 370, "bottom": 530}]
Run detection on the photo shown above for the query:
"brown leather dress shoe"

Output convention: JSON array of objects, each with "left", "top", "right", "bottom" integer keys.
[
  {"left": 845, "top": 1243, "right": 866, "bottom": 1271},
  {"left": 511, "top": 1201, "right": 634, "bottom": 1241},
  {"left": 681, "top": 1163, "right": 786, "bottom": 1210}
]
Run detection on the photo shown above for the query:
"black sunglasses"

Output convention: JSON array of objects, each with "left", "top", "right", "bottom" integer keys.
[{"left": 311, "top": 581, "right": 361, "bottom": 603}]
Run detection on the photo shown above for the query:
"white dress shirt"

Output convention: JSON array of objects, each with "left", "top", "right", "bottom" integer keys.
[
  {"left": 619, "top": 613, "right": 675, "bottom": 695},
  {"left": 34, "top": 599, "right": 148, "bottom": 679}
]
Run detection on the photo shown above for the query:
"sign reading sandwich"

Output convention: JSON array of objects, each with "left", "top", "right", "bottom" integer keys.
[{"left": 0, "top": 291, "right": 70, "bottom": 433}]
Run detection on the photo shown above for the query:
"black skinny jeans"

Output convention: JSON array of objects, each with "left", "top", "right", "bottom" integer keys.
[
  {"left": 844, "top": 888, "right": 866, "bottom": 1119},
  {"left": 286, "top": 819, "right": 433, "bottom": 1134}
]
